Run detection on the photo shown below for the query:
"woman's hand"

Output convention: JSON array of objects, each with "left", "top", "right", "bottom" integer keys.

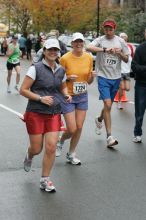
[
  {"left": 64, "top": 94, "right": 72, "bottom": 103},
  {"left": 91, "top": 70, "right": 97, "bottom": 78},
  {"left": 87, "top": 70, "right": 97, "bottom": 84},
  {"left": 40, "top": 96, "right": 54, "bottom": 106}
]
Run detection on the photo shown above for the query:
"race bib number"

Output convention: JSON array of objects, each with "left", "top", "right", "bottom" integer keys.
[
  {"left": 12, "top": 59, "right": 19, "bottom": 64},
  {"left": 104, "top": 55, "right": 118, "bottom": 69},
  {"left": 73, "top": 82, "right": 87, "bottom": 95}
]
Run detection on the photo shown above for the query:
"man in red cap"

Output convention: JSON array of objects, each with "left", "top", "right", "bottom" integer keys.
[
  {"left": 103, "top": 19, "right": 117, "bottom": 29},
  {"left": 87, "top": 18, "right": 129, "bottom": 148}
]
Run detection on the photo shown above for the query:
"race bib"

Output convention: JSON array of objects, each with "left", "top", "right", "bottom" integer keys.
[
  {"left": 73, "top": 82, "right": 87, "bottom": 95},
  {"left": 104, "top": 55, "right": 118, "bottom": 69},
  {"left": 12, "top": 59, "right": 19, "bottom": 64}
]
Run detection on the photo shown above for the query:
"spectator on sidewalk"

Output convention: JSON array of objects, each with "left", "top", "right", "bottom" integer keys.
[
  {"left": 34, "top": 37, "right": 42, "bottom": 53},
  {"left": 48, "top": 30, "right": 67, "bottom": 56},
  {"left": 33, "top": 30, "right": 67, "bottom": 64},
  {"left": 131, "top": 32, "right": 146, "bottom": 143},
  {"left": 1, "top": 37, "right": 8, "bottom": 55},
  {"left": 26, "top": 36, "right": 32, "bottom": 60},
  {"left": 18, "top": 35, "right": 26, "bottom": 59}
]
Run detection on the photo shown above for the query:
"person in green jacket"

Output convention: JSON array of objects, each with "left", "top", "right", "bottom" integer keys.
[{"left": 6, "top": 35, "right": 21, "bottom": 93}]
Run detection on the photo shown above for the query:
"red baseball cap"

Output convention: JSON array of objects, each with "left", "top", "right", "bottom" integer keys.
[{"left": 103, "top": 20, "right": 116, "bottom": 29}]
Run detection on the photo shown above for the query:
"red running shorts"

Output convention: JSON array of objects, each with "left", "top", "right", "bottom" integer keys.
[{"left": 24, "top": 112, "right": 61, "bottom": 135}]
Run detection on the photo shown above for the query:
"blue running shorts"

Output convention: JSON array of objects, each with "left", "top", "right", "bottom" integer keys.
[
  {"left": 61, "top": 93, "right": 88, "bottom": 114},
  {"left": 97, "top": 76, "right": 121, "bottom": 101}
]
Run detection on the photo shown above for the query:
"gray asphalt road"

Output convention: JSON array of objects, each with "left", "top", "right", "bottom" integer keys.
[{"left": 0, "top": 56, "right": 146, "bottom": 220}]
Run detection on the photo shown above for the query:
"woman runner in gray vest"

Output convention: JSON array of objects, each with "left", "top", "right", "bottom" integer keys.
[{"left": 20, "top": 38, "right": 71, "bottom": 192}]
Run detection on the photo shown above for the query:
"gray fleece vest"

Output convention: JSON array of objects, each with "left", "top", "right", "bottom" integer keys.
[{"left": 26, "top": 61, "right": 65, "bottom": 114}]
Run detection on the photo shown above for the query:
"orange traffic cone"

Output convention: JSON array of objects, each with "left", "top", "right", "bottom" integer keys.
[
  {"left": 60, "top": 120, "right": 67, "bottom": 131},
  {"left": 114, "top": 90, "right": 128, "bottom": 102}
]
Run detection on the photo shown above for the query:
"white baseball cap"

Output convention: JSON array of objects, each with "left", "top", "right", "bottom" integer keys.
[
  {"left": 72, "top": 32, "right": 84, "bottom": 42},
  {"left": 43, "top": 39, "right": 60, "bottom": 50},
  {"left": 119, "top": 32, "right": 128, "bottom": 38}
]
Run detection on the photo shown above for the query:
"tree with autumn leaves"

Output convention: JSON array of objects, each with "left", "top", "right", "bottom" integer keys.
[
  {"left": 0, "top": 0, "right": 98, "bottom": 34},
  {"left": 0, "top": 0, "right": 146, "bottom": 42}
]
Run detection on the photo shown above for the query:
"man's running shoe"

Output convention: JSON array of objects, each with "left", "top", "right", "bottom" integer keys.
[
  {"left": 117, "top": 101, "right": 123, "bottom": 110},
  {"left": 24, "top": 152, "right": 32, "bottom": 172},
  {"left": 133, "top": 136, "right": 142, "bottom": 143},
  {"left": 66, "top": 152, "right": 81, "bottom": 165},
  {"left": 107, "top": 136, "right": 118, "bottom": 148},
  {"left": 40, "top": 177, "right": 56, "bottom": 192},
  {"left": 56, "top": 137, "right": 64, "bottom": 157},
  {"left": 7, "top": 86, "right": 11, "bottom": 93},
  {"left": 95, "top": 116, "right": 102, "bottom": 135}
]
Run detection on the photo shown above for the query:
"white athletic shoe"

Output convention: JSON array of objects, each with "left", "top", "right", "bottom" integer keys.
[
  {"left": 7, "top": 86, "right": 11, "bottom": 93},
  {"left": 117, "top": 101, "right": 123, "bottom": 110},
  {"left": 40, "top": 177, "right": 56, "bottom": 192},
  {"left": 66, "top": 152, "right": 81, "bottom": 165},
  {"left": 133, "top": 136, "right": 142, "bottom": 143},
  {"left": 95, "top": 116, "right": 103, "bottom": 135},
  {"left": 107, "top": 136, "right": 118, "bottom": 148},
  {"left": 56, "top": 137, "right": 64, "bottom": 157},
  {"left": 24, "top": 152, "right": 32, "bottom": 172}
]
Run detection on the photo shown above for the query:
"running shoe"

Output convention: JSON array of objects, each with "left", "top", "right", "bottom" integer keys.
[
  {"left": 117, "top": 101, "right": 123, "bottom": 110},
  {"left": 107, "top": 136, "right": 118, "bottom": 148},
  {"left": 133, "top": 136, "right": 142, "bottom": 143},
  {"left": 7, "top": 86, "right": 11, "bottom": 93},
  {"left": 66, "top": 152, "right": 81, "bottom": 165},
  {"left": 24, "top": 152, "right": 32, "bottom": 172},
  {"left": 56, "top": 137, "right": 64, "bottom": 157},
  {"left": 95, "top": 116, "right": 103, "bottom": 135},
  {"left": 40, "top": 177, "right": 56, "bottom": 192},
  {"left": 14, "top": 85, "right": 19, "bottom": 91}
]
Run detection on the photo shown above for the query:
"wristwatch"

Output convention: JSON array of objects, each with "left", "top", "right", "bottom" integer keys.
[
  {"left": 103, "top": 47, "right": 107, "bottom": 53},
  {"left": 38, "top": 96, "right": 42, "bottom": 102}
]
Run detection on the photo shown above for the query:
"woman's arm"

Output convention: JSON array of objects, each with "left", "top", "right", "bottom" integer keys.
[
  {"left": 60, "top": 82, "right": 72, "bottom": 102},
  {"left": 20, "top": 76, "right": 54, "bottom": 106},
  {"left": 20, "top": 76, "right": 40, "bottom": 101},
  {"left": 6, "top": 46, "right": 15, "bottom": 56}
]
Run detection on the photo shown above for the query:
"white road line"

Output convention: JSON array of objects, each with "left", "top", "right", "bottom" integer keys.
[{"left": 0, "top": 104, "right": 24, "bottom": 120}]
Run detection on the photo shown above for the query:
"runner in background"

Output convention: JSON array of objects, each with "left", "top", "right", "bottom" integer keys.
[
  {"left": 6, "top": 35, "right": 21, "bottom": 93},
  {"left": 117, "top": 32, "right": 135, "bottom": 109}
]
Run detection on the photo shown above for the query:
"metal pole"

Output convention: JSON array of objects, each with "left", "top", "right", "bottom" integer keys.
[
  {"left": 97, "top": 0, "right": 100, "bottom": 37},
  {"left": 8, "top": 5, "right": 11, "bottom": 35}
]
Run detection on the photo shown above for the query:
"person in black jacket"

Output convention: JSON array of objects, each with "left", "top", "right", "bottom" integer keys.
[
  {"left": 26, "top": 36, "right": 32, "bottom": 60},
  {"left": 48, "top": 30, "right": 67, "bottom": 56},
  {"left": 131, "top": 40, "right": 146, "bottom": 143},
  {"left": 32, "top": 31, "right": 67, "bottom": 64}
]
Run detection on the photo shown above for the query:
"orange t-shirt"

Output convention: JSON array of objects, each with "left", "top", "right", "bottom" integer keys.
[{"left": 60, "top": 51, "right": 93, "bottom": 95}]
